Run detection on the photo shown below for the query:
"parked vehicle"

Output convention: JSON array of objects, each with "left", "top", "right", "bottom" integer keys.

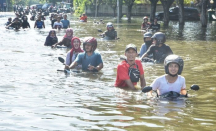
[
  {"left": 42, "top": 3, "right": 52, "bottom": 11},
  {"left": 155, "top": 7, "right": 200, "bottom": 21},
  {"left": 30, "top": 4, "right": 43, "bottom": 11},
  {"left": 58, "top": 3, "right": 72, "bottom": 13}
]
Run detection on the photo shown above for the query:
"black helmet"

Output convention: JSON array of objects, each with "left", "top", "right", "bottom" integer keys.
[
  {"left": 164, "top": 54, "right": 184, "bottom": 75},
  {"left": 143, "top": 32, "right": 152, "bottom": 38},
  {"left": 151, "top": 32, "right": 166, "bottom": 45}
]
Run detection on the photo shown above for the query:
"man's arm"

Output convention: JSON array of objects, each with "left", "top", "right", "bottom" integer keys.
[
  {"left": 43, "top": 21, "right": 45, "bottom": 28},
  {"left": 140, "top": 74, "right": 146, "bottom": 89},
  {"left": 34, "top": 21, "right": 36, "bottom": 28},
  {"left": 88, "top": 63, "right": 103, "bottom": 71},
  {"left": 140, "top": 52, "right": 148, "bottom": 60},
  {"left": 65, "top": 61, "right": 78, "bottom": 70},
  {"left": 95, "top": 63, "right": 103, "bottom": 71},
  {"left": 124, "top": 79, "right": 136, "bottom": 90},
  {"left": 68, "top": 20, "right": 70, "bottom": 28}
]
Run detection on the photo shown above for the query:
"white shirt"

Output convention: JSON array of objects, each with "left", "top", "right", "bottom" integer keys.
[
  {"left": 150, "top": 75, "right": 186, "bottom": 95},
  {"left": 53, "top": 21, "right": 63, "bottom": 29},
  {"left": 66, "top": 51, "right": 77, "bottom": 66}
]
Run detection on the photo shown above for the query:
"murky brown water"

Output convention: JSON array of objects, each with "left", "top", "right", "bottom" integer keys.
[{"left": 0, "top": 12, "right": 216, "bottom": 131}]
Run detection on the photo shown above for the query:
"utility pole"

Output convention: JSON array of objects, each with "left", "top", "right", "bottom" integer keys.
[
  {"left": 95, "top": 0, "right": 97, "bottom": 17},
  {"left": 117, "top": 0, "right": 119, "bottom": 23}
]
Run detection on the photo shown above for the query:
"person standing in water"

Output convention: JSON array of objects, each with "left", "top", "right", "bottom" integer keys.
[
  {"left": 34, "top": 16, "right": 45, "bottom": 29},
  {"left": 5, "top": 17, "right": 12, "bottom": 26},
  {"left": 79, "top": 13, "right": 87, "bottom": 22},
  {"left": 65, "top": 37, "right": 84, "bottom": 69},
  {"left": 101, "top": 22, "right": 117, "bottom": 40},
  {"left": 140, "top": 32, "right": 173, "bottom": 63},
  {"left": 141, "top": 16, "right": 151, "bottom": 30},
  {"left": 61, "top": 14, "right": 70, "bottom": 29},
  {"left": 146, "top": 54, "right": 187, "bottom": 97},
  {"left": 149, "top": 18, "right": 160, "bottom": 32},
  {"left": 22, "top": 17, "right": 30, "bottom": 29},
  {"left": 65, "top": 37, "right": 103, "bottom": 72},
  {"left": 52, "top": 28, "right": 74, "bottom": 48},
  {"left": 53, "top": 16, "right": 63, "bottom": 29},
  {"left": 6, "top": 18, "right": 22, "bottom": 30},
  {"left": 44, "top": 30, "right": 58, "bottom": 46},
  {"left": 115, "top": 44, "right": 146, "bottom": 90},
  {"left": 139, "top": 32, "right": 153, "bottom": 58}
]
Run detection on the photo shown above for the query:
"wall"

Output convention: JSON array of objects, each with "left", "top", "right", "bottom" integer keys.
[{"left": 85, "top": 4, "right": 165, "bottom": 17}]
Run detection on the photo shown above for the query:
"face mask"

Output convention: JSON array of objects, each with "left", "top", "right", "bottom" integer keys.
[{"left": 145, "top": 41, "right": 152, "bottom": 45}]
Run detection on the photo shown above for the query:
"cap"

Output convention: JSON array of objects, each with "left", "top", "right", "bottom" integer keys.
[{"left": 125, "top": 44, "right": 137, "bottom": 52}]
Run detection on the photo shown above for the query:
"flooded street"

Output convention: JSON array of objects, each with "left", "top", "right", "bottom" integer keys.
[{"left": 0, "top": 12, "right": 216, "bottom": 131}]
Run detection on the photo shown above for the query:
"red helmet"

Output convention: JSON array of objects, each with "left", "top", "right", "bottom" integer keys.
[
  {"left": 83, "top": 37, "right": 97, "bottom": 51},
  {"left": 143, "top": 16, "right": 148, "bottom": 20}
]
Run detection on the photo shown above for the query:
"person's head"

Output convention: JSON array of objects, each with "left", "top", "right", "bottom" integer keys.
[
  {"left": 63, "top": 14, "right": 67, "bottom": 19},
  {"left": 151, "top": 32, "right": 166, "bottom": 46},
  {"left": 54, "top": 14, "right": 58, "bottom": 19},
  {"left": 8, "top": 17, "right": 12, "bottom": 22},
  {"left": 66, "top": 28, "right": 73, "bottom": 37},
  {"left": 143, "top": 32, "right": 153, "bottom": 45},
  {"left": 164, "top": 55, "right": 184, "bottom": 77},
  {"left": 83, "top": 37, "right": 97, "bottom": 52},
  {"left": 106, "top": 22, "right": 114, "bottom": 30},
  {"left": 125, "top": 44, "right": 138, "bottom": 61},
  {"left": 71, "top": 37, "right": 81, "bottom": 50},
  {"left": 154, "top": 18, "right": 158, "bottom": 23},
  {"left": 82, "top": 13, "right": 86, "bottom": 16},
  {"left": 49, "top": 30, "right": 56, "bottom": 38},
  {"left": 57, "top": 16, "right": 61, "bottom": 22},
  {"left": 37, "top": 15, "right": 41, "bottom": 20},
  {"left": 23, "top": 17, "right": 27, "bottom": 21},
  {"left": 143, "top": 16, "right": 148, "bottom": 22}
]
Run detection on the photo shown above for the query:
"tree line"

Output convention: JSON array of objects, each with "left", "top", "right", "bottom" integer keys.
[{"left": 6, "top": 0, "right": 216, "bottom": 27}]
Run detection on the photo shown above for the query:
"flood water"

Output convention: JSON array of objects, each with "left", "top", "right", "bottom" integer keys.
[{"left": 0, "top": 12, "right": 216, "bottom": 131}]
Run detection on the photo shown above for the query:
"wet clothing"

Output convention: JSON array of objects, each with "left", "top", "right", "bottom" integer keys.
[
  {"left": 51, "top": 19, "right": 57, "bottom": 28},
  {"left": 115, "top": 60, "right": 144, "bottom": 87},
  {"left": 141, "top": 22, "right": 151, "bottom": 29},
  {"left": 21, "top": 15, "right": 28, "bottom": 21},
  {"left": 149, "top": 23, "right": 160, "bottom": 31},
  {"left": 9, "top": 22, "right": 22, "bottom": 29},
  {"left": 103, "top": 30, "right": 117, "bottom": 40},
  {"left": 56, "top": 38, "right": 72, "bottom": 48},
  {"left": 146, "top": 44, "right": 173, "bottom": 63},
  {"left": 44, "top": 30, "right": 58, "bottom": 46},
  {"left": 150, "top": 75, "right": 186, "bottom": 95},
  {"left": 139, "top": 42, "right": 153, "bottom": 57},
  {"left": 75, "top": 52, "right": 103, "bottom": 72},
  {"left": 22, "top": 21, "right": 30, "bottom": 28},
  {"left": 35, "top": 20, "right": 44, "bottom": 28},
  {"left": 80, "top": 16, "right": 87, "bottom": 22},
  {"left": 5, "top": 21, "right": 12, "bottom": 26},
  {"left": 66, "top": 51, "right": 79, "bottom": 65},
  {"left": 53, "top": 21, "right": 63, "bottom": 29},
  {"left": 44, "top": 37, "right": 58, "bottom": 46},
  {"left": 61, "top": 19, "right": 70, "bottom": 28}
]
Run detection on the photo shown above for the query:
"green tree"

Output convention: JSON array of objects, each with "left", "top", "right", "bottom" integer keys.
[{"left": 106, "top": 0, "right": 117, "bottom": 17}]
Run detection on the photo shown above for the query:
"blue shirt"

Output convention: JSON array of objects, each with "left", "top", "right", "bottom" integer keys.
[
  {"left": 75, "top": 52, "right": 103, "bottom": 72},
  {"left": 61, "top": 19, "right": 70, "bottom": 28},
  {"left": 35, "top": 20, "right": 44, "bottom": 28}
]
